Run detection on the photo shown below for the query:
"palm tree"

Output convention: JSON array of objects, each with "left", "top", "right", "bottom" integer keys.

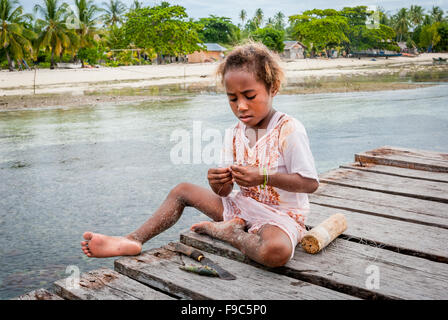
[
  {"left": 0, "top": 0, "right": 36, "bottom": 71},
  {"left": 239, "top": 9, "right": 247, "bottom": 27},
  {"left": 430, "top": 6, "right": 444, "bottom": 22},
  {"left": 409, "top": 5, "right": 424, "bottom": 27},
  {"left": 101, "top": 0, "right": 127, "bottom": 27},
  {"left": 131, "top": 0, "right": 142, "bottom": 11},
  {"left": 393, "top": 8, "right": 409, "bottom": 42},
  {"left": 274, "top": 11, "right": 285, "bottom": 30},
  {"left": 254, "top": 8, "right": 264, "bottom": 29},
  {"left": 73, "top": 0, "right": 100, "bottom": 66},
  {"left": 34, "top": 0, "right": 75, "bottom": 69}
]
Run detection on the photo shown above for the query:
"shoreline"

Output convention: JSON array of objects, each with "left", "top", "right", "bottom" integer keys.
[{"left": 1, "top": 53, "right": 447, "bottom": 111}]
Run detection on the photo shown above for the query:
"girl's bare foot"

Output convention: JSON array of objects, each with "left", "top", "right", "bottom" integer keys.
[
  {"left": 190, "top": 218, "right": 246, "bottom": 242},
  {"left": 80, "top": 232, "right": 142, "bottom": 258}
]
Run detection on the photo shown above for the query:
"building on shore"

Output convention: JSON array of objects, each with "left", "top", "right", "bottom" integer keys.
[
  {"left": 281, "top": 41, "right": 307, "bottom": 59},
  {"left": 187, "top": 43, "right": 227, "bottom": 63}
]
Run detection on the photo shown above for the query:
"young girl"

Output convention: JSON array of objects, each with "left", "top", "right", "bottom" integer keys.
[{"left": 81, "top": 42, "right": 319, "bottom": 268}]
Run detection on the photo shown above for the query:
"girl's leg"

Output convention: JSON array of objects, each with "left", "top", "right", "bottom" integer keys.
[
  {"left": 81, "top": 183, "right": 226, "bottom": 258},
  {"left": 191, "top": 221, "right": 292, "bottom": 268}
]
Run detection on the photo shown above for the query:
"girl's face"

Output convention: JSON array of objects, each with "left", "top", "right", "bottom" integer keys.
[{"left": 224, "top": 69, "right": 277, "bottom": 129}]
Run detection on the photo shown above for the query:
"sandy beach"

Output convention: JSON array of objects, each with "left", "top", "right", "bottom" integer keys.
[{"left": 1, "top": 52, "right": 447, "bottom": 110}]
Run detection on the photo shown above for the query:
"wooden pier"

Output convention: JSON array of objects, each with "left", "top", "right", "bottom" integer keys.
[{"left": 15, "top": 146, "right": 448, "bottom": 300}]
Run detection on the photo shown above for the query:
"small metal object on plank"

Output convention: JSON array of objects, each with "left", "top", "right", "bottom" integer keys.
[
  {"left": 166, "top": 242, "right": 236, "bottom": 280},
  {"left": 355, "top": 146, "right": 448, "bottom": 172},
  {"left": 53, "top": 267, "right": 174, "bottom": 300}
]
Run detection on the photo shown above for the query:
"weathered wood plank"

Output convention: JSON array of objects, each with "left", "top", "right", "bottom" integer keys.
[
  {"left": 307, "top": 203, "right": 448, "bottom": 263},
  {"left": 320, "top": 168, "right": 448, "bottom": 203},
  {"left": 114, "top": 244, "right": 357, "bottom": 300},
  {"left": 53, "top": 268, "right": 174, "bottom": 300},
  {"left": 180, "top": 231, "right": 448, "bottom": 300},
  {"left": 355, "top": 146, "right": 448, "bottom": 172},
  {"left": 13, "top": 288, "right": 64, "bottom": 300},
  {"left": 310, "top": 183, "right": 448, "bottom": 229},
  {"left": 341, "top": 162, "right": 448, "bottom": 183}
]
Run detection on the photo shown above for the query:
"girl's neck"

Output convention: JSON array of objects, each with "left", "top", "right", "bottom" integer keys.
[{"left": 250, "top": 108, "right": 276, "bottom": 130}]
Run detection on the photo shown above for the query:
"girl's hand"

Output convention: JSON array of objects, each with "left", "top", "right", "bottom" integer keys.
[
  {"left": 207, "top": 167, "right": 233, "bottom": 185},
  {"left": 230, "top": 165, "right": 264, "bottom": 188},
  {"left": 208, "top": 167, "right": 234, "bottom": 196}
]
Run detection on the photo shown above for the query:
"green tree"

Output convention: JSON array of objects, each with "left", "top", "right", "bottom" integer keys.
[
  {"left": 0, "top": 0, "right": 36, "bottom": 71},
  {"left": 435, "top": 21, "right": 448, "bottom": 51},
  {"left": 254, "top": 8, "right": 264, "bottom": 29},
  {"left": 124, "top": 3, "right": 202, "bottom": 64},
  {"left": 73, "top": 0, "right": 101, "bottom": 66},
  {"left": 239, "top": 9, "right": 246, "bottom": 27},
  {"left": 34, "top": 0, "right": 76, "bottom": 69},
  {"left": 430, "top": 6, "right": 444, "bottom": 23},
  {"left": 409, "top": 5, "right": 425, "bottom": 27},
  {"left": 251, "top": 26, "right": 285, "bottom": 52},
  {"left": 273, "top": 11, "right": 285, "bottom": 30},
  {"left": 289, "top": 9, "right": 349, "bottom": 55},
  {"left": 101, "top": 0, "right": 126, "bottom": 27},
  {"left": 197, "top": 15, "right": 237, "bottom": 44},
  {"left": 419, "top": 22, "right": 441, "bottom": 51},
  {"left": 340, "top": 6, "right": 398, "bottom": 53},
  {"left": 392, "top": 8, "right": 409, "bottom": 42}
]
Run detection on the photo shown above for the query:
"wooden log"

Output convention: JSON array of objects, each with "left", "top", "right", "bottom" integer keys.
[
  {"left": 13, "top": 288, "right": 64, "bottom": 300},
  {"left": 310, "top": 183, "right": 448, "bottom": 229},
  {"left": 319, "top": 168, "right": 448, "bottom": 203},
  {"left": 53, "top": 267, "right": 174, "bottom": 300},
  {"left": 301, "top": 213, "right": 347, "bottom": 254},
  {"left": 114, "top": 245, "right": 357, "bottom": 300},
  {"left": 341, "top": 162, "right": 448, "bottom": 183},
  {"left": 180, "top": 230, "right": 448, "bottom": 300},
  {"left": 355, "top": 146, "right": 448, "bottom": 172}
]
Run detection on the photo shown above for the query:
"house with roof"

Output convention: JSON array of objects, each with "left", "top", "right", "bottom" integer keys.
[
  {"left": 187, "top": 43, "right": 227, "bottom": 63},
  {"left": 282, "top": 41, "right": 307, "bottom": 59}
]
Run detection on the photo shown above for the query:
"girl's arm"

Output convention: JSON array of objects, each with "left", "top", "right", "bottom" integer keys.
[
  {"left": 231, "top": 165, "right": 318, "bottom": 193},
  {"left": 266, "top": 172, "right": 318, "bottom": 193}
]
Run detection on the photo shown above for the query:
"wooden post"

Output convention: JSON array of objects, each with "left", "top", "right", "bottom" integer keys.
[
  {"left": 301, "top": 213, "right": 347, "bottom": 254},
  {"left": 34, "top": 67, "right": 37, "bottom": 95}
]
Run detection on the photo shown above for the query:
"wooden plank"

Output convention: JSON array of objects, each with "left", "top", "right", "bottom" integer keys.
[
  {"left": 310, "top": 183, "right": 448, "bottom": 229},
  {"left": 355, "top": 146, "right": 448, "bottom": 172},
  {"left": 341, "top": 162, "right": 448, "bottom": 183},
  {"left": 114, "top": 244, "right": 356, "bottom": 300},
  {"left": 53, "top": 268, "right": 174, "bottom": 300},
  {"left": 307, "top": 203, "right": 448, "bottom": 263},
  {"left": 181, "top": 231, "right": 448, "bottom": 300},
  {"left": 319, "top": 168, "right": 448, "bottom": 203},
  {"left": 13, "top": 288, "right": 64, "bottom": 300}
]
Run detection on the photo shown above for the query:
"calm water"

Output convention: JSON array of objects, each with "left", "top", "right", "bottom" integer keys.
[{"left": 1, "top": 84, "right": 448, "bottom": 299}]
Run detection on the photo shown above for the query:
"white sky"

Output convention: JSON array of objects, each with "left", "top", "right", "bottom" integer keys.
[{"left": 22, "top": 0, "right": 448, "bottom": 25}]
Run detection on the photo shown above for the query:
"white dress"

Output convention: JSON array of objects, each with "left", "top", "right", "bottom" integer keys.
[{"left": 220, "top": 111, "right": 319, "bottom": 260}]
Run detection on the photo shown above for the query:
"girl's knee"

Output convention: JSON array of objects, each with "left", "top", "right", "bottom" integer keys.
[
  {"left": 169, "top": 182, "right": 195, "bottom": 204},
  {"left": 259, "top": 241, "right": 292, "bottom": 268}
]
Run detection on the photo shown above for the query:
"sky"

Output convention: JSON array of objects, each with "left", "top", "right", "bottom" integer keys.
[{"left": 21, "top": 0, "right": 448, "bottom": 25}]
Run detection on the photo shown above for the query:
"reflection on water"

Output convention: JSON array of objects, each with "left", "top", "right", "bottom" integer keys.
[{"left": 1, "top": 84, "right": 448, "bottom": 299}]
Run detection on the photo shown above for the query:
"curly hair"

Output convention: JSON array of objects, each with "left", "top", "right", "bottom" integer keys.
[{"left": 216, "top": 41, "right": 285, "bottom": 94}]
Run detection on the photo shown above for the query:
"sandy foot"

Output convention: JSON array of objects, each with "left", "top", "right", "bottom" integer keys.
[
  {"left": 80, "top": 231, "right": 142, "bottom": 258},
  {"left": 190, "top": 217, "right": 246, "bottom": 241}
]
